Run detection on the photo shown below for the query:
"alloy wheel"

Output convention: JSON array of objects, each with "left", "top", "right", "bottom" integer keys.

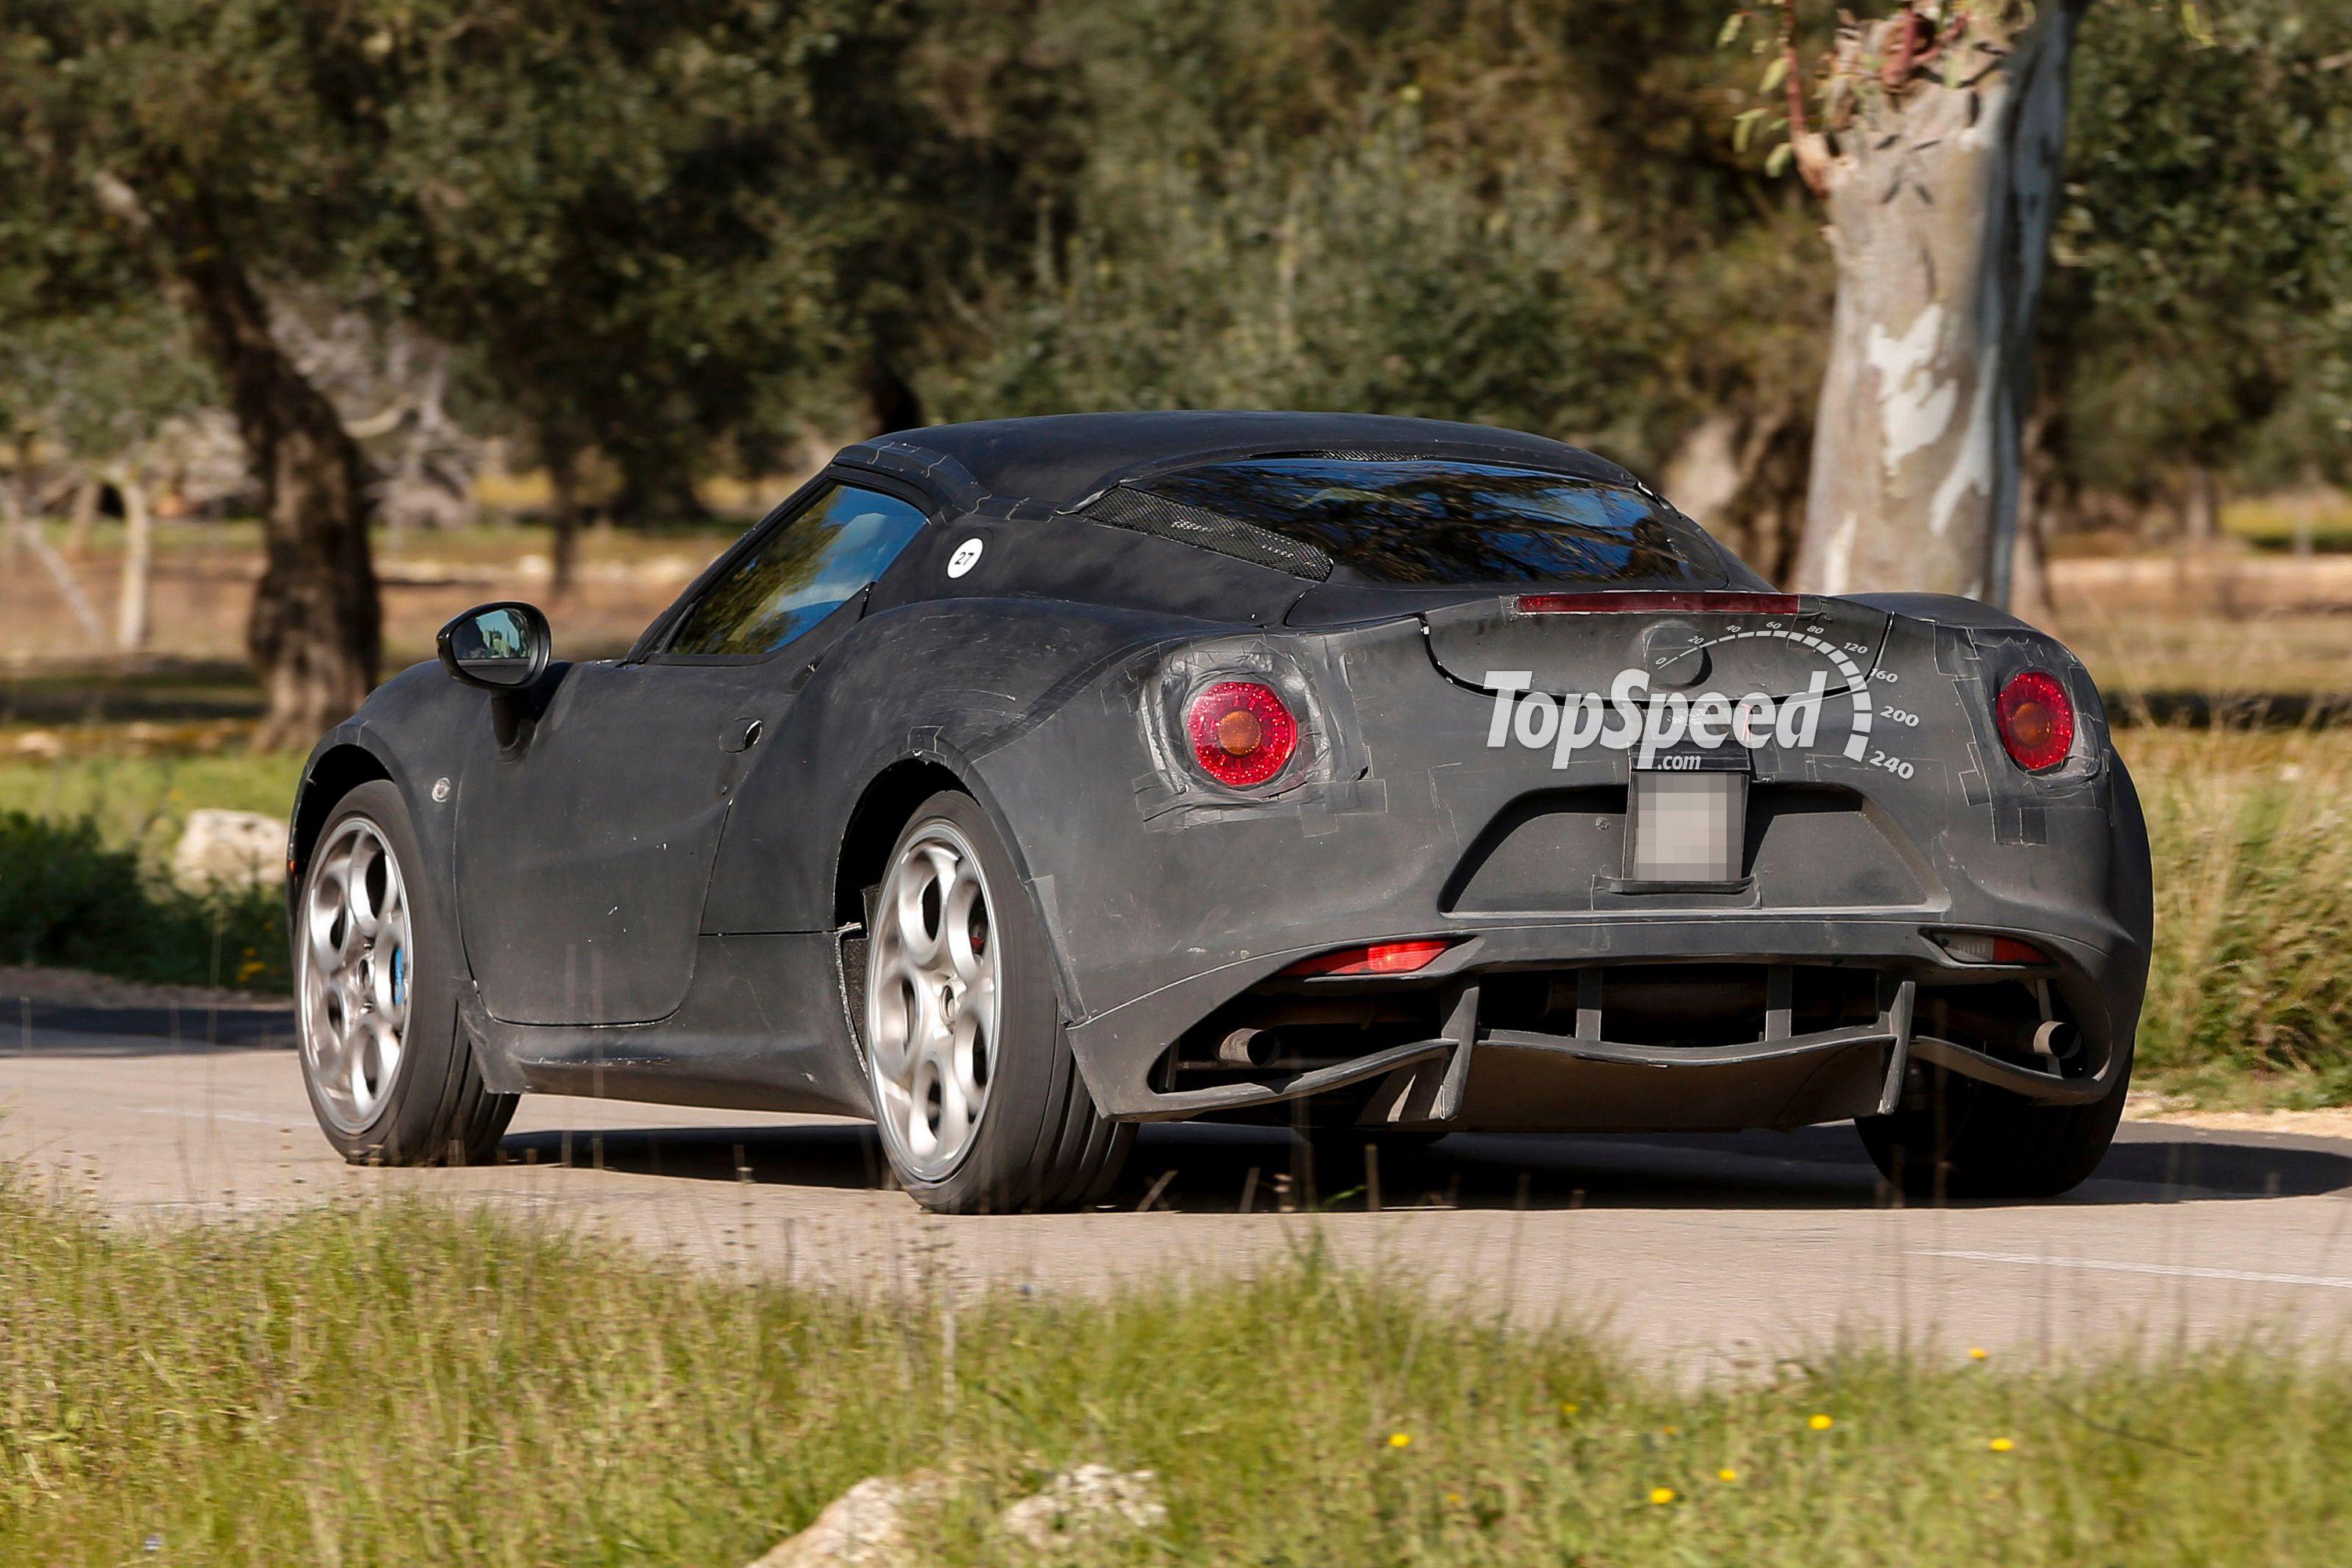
[
  {"left": 299, "top": 817, "right": 412, "bottom": 1134},
  {"left": 866, "top": 819, "right": 1000, "bottom": 1181}
]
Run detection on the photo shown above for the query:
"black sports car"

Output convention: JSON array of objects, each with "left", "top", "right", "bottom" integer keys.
[{"left": 288, "top": 412, "right": 2152, "bottom": 1210}]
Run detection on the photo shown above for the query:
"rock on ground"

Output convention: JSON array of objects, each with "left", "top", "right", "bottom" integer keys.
[
  {"left": 172, "top": 808, "right": 285, "bottom": 891},
  {"left": 745, "top": 1474, "right": 948, "bottom": 1568},
  {"left": 742, "top": 1465, "right": 1164, "bottom": 1566},
  {"left": 999, "top": 1465, "right": 1167, "bottom": 1552}
]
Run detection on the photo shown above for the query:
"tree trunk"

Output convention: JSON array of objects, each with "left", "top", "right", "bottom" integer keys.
[
  {"left": 1792, "top": 2, "right": 2088, "bottom": 606},
  {"left": 66, "top": 471, "right": 100, "bottom": 557},
  {"left": 546, "top": 437, "right": 583, "bottom": 599},
  {"left": 608, "top": 440, "right": 709, "bottom": 528},
  {"left": 2182, "top": 465, "right": 2220, "bottom": 547},
  {"left": 2, "top": 477, "right": 105, "bottom": 646},
  {"left": 858, "top": 343, "right": 926, "bottom": 437},
  {"left": 1664, "top": 406, "right": 1813, "bottom": 587},
  {"left": 2009, "top": 410, "right": 2058, "bottom": 623},
  {"left": 148, "top": 193, "right": 380, "bottom": 746},
  {"left": 111, "top": 463, "right": 153, "bottom": 652}
]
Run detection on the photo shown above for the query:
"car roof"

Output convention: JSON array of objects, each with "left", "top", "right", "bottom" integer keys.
[{"left": 832, "top": 410, "right": 1641, "bottom": 518}]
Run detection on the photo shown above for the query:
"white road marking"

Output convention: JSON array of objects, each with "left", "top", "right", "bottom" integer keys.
[
  {"left": 138, "top": 1105, "right": 292, "bottom": 1127},
  {"left": 1916, "top": 1248, "right": 2352, "bottom": 1292}
]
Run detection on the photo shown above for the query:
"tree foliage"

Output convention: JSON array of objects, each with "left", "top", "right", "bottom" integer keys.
[
  {"left": 2053, "top": 0, "right": 2352, "bottom": 493},
  {"left": 1, "top": 0, "right": 2345, "bottom": 627}
]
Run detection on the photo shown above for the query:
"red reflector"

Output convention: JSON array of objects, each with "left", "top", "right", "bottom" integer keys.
[
  {"left": 1936, "top": 931, "right": 2053, "bottom": 966},
  {"left": 1282, "top": 939, "right": 1454, "bottom": 978},
  {"left": 1185, "top": 679, "right": 1299, "bottom": 787},
  {"left": 1515, "top": 592, "right": 1802, "bottom": 615},
  {"left": 1994, "top": 669, "right": 2075, "bottom": 772}
]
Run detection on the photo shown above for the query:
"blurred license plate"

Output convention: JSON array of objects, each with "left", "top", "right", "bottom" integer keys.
[{"left": 1628, "top": 767, "right": 1747, "bottom": 883}]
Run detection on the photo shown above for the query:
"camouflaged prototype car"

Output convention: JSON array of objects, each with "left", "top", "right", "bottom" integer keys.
[{"left": 288, "top": 412, "right": 2152, "bottom": 1210}]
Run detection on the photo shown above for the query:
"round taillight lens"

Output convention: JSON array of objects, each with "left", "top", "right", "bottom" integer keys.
[
  {"left": 1994, "top": 670, "right": 2075, "bottom": 772},
  {"left": 1185, "top": 680, "right": 1298, "bottom": 787}
]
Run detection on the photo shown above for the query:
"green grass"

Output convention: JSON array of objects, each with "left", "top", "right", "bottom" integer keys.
[
  {"left": 2225, "top": 495, "right": 2352, "bottom": 554},
  {"left": 2, "top": 1181, "right": 2349, "bottom": 1566},
  {"left": 0, "top": 734, "right": 299, "bottom": 866}
]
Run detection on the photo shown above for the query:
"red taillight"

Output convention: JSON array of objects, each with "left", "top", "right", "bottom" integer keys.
[
  {"left": 1515, "top": 592, "right": 1802, "bottom": 615},
  {"left": 1186, "top": 680, "right": 1298, "bottom": 787},
  {"left": 1994, "top": 670, "right": 2075, "bottom": 772},
  {"left": 1281, "top": 938, "right": 1455, "bottom": 978},
  {"left": 1936, "top": 932, "right": 2052, "bottom": 966}
]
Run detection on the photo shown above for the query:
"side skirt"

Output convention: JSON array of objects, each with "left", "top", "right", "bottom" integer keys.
[{"left": 463, "top": 931, "right": 870, "bottom": 1117}]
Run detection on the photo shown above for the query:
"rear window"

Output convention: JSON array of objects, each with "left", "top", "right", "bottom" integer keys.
[{"left": 1136, "top": 458, "right": 1729, "bottom": 587}]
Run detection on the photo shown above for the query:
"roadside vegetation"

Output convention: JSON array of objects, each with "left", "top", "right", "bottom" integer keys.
[
  {"left": 2, "top": 1177, "right": 2348, "bottom": 1566},
  {"left": 0, "top": 810, "right": 285, "bottom": 993},
  {"left": 2129, "top": 727, "right": 2352, "bottom": 1108}
]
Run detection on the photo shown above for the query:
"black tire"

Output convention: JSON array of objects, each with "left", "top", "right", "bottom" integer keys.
[
  {"left": 859, "top": 789, "right": 1132, "bottom": 1214},
  {"left": 1855, "top": 1047, "right": 2131, "bottom": 1201},
  {"left": 295, "top": 780, "right": 517, "bottom": 1166}
]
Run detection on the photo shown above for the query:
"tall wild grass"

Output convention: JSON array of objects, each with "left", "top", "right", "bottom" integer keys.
[
  {"left": 3, "top": 1180, "right": 2350, "bottom": 1565},
  {"left": 2131, "top": 727, "right": 2352, "bottom": 1105}
]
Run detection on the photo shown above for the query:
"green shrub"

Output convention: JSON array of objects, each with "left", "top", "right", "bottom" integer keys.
[{"left": 0, "top": 810, "right": 285, "bottom": 991}]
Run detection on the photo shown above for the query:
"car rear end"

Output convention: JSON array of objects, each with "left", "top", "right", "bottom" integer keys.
[{"left": 990, "top": 458, "right": 2150, "bottom": 1142}]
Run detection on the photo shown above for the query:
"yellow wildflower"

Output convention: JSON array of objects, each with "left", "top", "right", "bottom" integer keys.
[
  {"left": 1808, "top": 1414, "right": 1834, "bottom": 1431},
  {"left": 1388, "top": 1432, "right": 1411, "bottom": 1450},
  {"left": 1649, "top": 1486, "right": 1675, "bottom": 1505},
  {"left": 1988, "top": 1437, "right": 2015, "bottom": 1453}
]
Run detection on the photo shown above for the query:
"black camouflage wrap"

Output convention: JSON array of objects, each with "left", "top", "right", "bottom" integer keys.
[{"left": 290, "top": 412, "right": 2152, "bottom": 1138}]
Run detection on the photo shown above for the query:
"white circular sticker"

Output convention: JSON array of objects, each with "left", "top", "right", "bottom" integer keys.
[{"left": 947, "top": 537, "right": 985, "bottom": 578}]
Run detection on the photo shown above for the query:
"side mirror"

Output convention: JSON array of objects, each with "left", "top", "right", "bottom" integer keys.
[{"left": 437, "top": 602, "right": 551, "bottom": 691}]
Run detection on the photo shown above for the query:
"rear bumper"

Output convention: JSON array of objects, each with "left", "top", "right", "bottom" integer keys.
[{"left": 1069, "top": 915, "right": 2135, "bottom": 1128}]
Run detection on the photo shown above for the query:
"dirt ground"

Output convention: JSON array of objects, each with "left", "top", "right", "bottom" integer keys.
[
  {"left": 9, "top": 522, "right": 2352, "bottom": 699},
  {"left": 1, "top": 521, "right": 728, "bottom": 675}
]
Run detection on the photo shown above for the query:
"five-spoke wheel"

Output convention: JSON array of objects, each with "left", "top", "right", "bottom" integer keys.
[
  {"left": 866, "top": 818, "right": 1000, "bottom": 1181},
  {"left": 860, "top": 791, "right": 1131, "bottom": 1211},
  {"left": 295, "top": 780, "right": 514, "bottom": 1165},
  {"left": 299, "top": 815, "right": 412, "bottom": 1134}
]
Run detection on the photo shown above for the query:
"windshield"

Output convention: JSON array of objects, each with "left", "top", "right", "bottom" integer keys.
[{"left": 1138, "top": 457, "right": 1730, "bottom": 587}]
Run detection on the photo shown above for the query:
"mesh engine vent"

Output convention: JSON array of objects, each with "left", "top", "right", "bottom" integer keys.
[
  {"left": 1082, "top": 487, "right": 1334, "bottom": 582},
  {"left": 1302, "top": 448, "right": 1443, "bottom": 463}
]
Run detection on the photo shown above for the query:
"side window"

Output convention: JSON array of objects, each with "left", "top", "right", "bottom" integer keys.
[{"left": 666, "top": 484, "right": 927, "bottom": 657}]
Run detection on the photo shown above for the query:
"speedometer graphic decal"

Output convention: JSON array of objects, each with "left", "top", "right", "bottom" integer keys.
[{"left": 1687, "top": 626, "right": 1875, "bottom": 761}]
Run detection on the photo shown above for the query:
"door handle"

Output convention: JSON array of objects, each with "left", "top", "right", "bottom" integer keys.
[{"left": 720, "top": 717, "right": 764, "bottom": 753}]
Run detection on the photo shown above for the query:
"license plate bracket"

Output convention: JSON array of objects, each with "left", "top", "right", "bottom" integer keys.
[{"left": 1626, "top": 752, "right": 1749, "bottom": 884}]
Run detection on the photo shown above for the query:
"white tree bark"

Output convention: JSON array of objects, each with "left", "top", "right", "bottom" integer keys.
[
  {"left": 2, "top": 482, "right": 105, "bottom": 645},
  {"left": 1793, "top": 2, "right": 2088, "bottom": 605},
  {"left": 111, "top": 461, "right": 154, "bottom": 652}
]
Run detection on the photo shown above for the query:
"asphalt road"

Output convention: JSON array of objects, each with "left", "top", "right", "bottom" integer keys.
[{"left": 9, "top": 1003, "right": 2352, "bottom": 1374}]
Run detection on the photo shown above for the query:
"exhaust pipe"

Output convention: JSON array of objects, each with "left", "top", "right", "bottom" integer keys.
[
  {"left": 1218, "top": 1027, "right": 1273, "bottom": 1066},
  {"left": 2029, "top": 1019, "right": 2079, "bottom": 1060}
]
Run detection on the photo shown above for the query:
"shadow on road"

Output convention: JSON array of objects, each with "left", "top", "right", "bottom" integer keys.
[
  {"left": 492, "top": 1120, "right": 2352, "bottom": 1212},
  {"left": 9, "top": 1000, "right": 296, "bottom": 1053}
]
